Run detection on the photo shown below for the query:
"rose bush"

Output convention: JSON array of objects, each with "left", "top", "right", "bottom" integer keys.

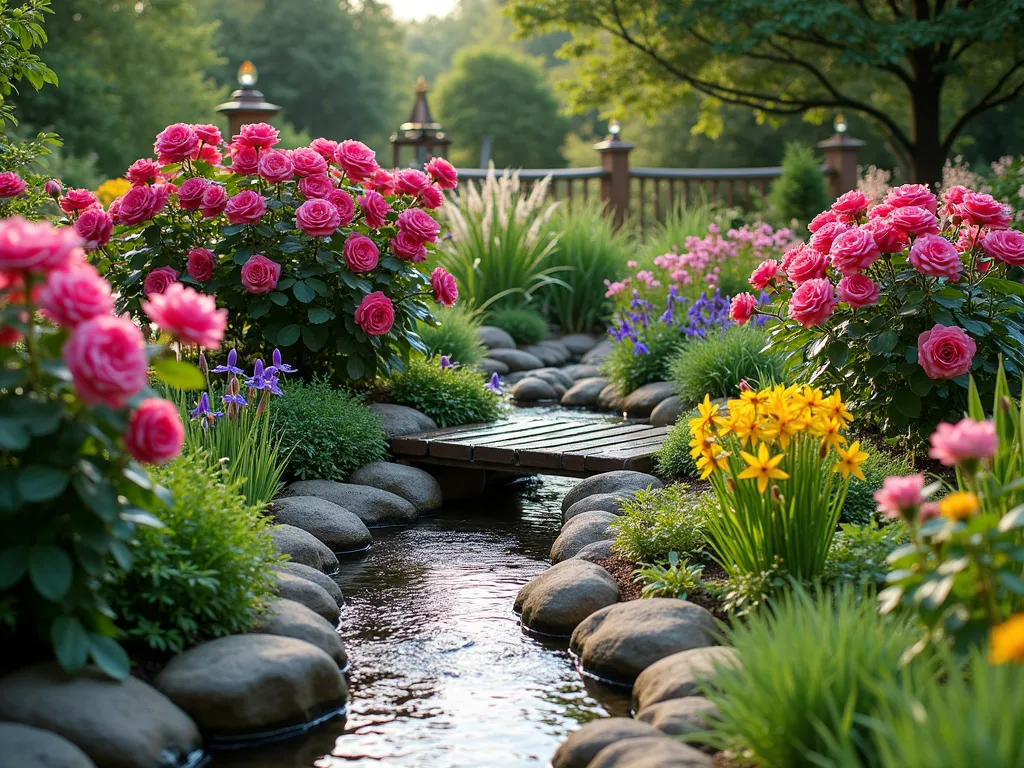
[
  {"left": 736, "top": 185, "right": 1024, "bottom": 439},
  {"left": 56, "top": 122, "right": 458, "bottom": 380}
]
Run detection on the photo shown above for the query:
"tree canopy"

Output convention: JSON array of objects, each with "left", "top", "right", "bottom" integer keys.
[{"left": 0, "top": 0, "right": 57, "bottom": 128}]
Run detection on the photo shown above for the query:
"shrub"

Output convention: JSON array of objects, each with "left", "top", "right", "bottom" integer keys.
[
  {"left": 823, "top": 520, "right": 908, "bottom": 588},
  {"left": 108, "top": 453, "right": 280, "bottom": 654},
  {"left": 669, "top": 324, "right": 787, "bottom": 404},
  {"left": 768, "top": 142, "right": 830, "bottom": 227},
  {"left": 487, "top": 306, "right": 549, "bottom": 345},
  {"left": 274, "top": 377, "right": 388, "bottom": 481},
  {"left": 602, "top": 321, "right": 686, "bottom": 394},
  {"left": 634, "top": 552, "right": 704, "bottom": 599},
  {"left": 388, "top": 357, "right": 502, "bottom": 427},
  {"left": 840, "top": 443, "right": 915, "bottom": 525},
  {"left": 655, "top": 407, "right": 699, "bottom": 478},
  {"left": 611, "top": 484, "right": 705, "bottom": 563},
  {"left": 417, "top": 304, "right": 486, "bottom": 365}
]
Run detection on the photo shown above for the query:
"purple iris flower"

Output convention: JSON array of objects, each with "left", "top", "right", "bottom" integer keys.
[
  {"left": 486, "top": 373, "right": 501, "bottom": 392},
  {"left": 223, "top": 392, "right": 248, "bottom": 407},
  {"left": 439, "top": 355, "right": 452, "bottom": 370},
  {"left": 245, "top": 359, "right": 280, "bottom": 394},
  {"left": 633, "top": 341, "right": 649, "bottom": 356},
  {"left": 212, "top": 349, "right": 245, "bottom": 376},
  {"left": 189, "top": 392, "right": 224, "bottom": 428},
  {"left": 266, "top": 348, "right": 297, "bottom": 376}
]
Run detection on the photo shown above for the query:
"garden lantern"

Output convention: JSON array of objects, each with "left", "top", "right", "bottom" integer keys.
[
  {"left": 215, "top": 60, "right": 281, "bottom": 138},
  {"left": 390, "top": 76, "right": 452, "bottom": 168}
]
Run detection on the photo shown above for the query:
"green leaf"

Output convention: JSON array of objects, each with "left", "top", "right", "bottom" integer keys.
[
  {"left": 347, "top": 356, "right": 366, "bottom": 380},
  {"left": 87, "top": 634, "right": 130, "bottom": 680},
  {"left": 891, "top": 388, "right": 921, "bottom": 418},
  {"left": 28, "top": 545, "right": 73, "bottom": 601},
  {"left": 0, "top": 418, "right": 29, "bottom": 450},
  {"left": 867, "top": 330, "right": 899, "bottom": 355},
  {"left": 269, "top": 291, "right": 289, "bottom": 307},
  {"left": 908, "top": 368, "right": 934, "bottom": 397},
  {"left": 1000, "top": 571, "right": 1024, "bottom": 595},
  {"left": 17, "top": 466, "right": 70, "bottom": 502},
  {"left": 300, "top": 324, "right": 329, "bottom": 352},
  {"left": 0, "top": 545, "right": 28, "bottom": 589},
  {"left": 292, "top": 281, "right": 316, "bottom": 303},
  {"left": 222, "top": 224, "right": 244, "bottom": 236},
  {"left": 826, "top": 342, "right": 848, "bottom": 369},
  {"left": 279, "top": 236, "right": 304, "bottom": 254},
  {"left": 151, "top": 358, "right": 205, "bottom": 391},
  {"left": 73, "top": 474, "right": 119, "bottom": 523},
  {"left": 277, "top": 324, "right": 301, "bottom": 347},
  {"left": 249, "top": 300, "right": 271, "bottom": 319},
  {"left": 307, "top": 307, "right": 335, "bottom": 324},
  {"left": 999, "top": 504, "right": 1024, "bottom": 532},
  {"left": 988, "top": 277, "right": 1024, "bottom": 298},
  {"left": 958, "top": 317, "right": 991, "bottom": 336},
  {"left": 52, "top": 615, "right": 89, "bottom": 672}
]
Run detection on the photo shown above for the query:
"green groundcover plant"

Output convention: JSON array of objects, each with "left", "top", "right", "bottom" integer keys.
[
  {"left": 418, "top": 304, "right": 486, "bottom": 365},
  {"left": 611, "top": 484, "right": 705, "bottom": 563},
  {"left": 387, "top": 356, "right": 502, "bottom": 428},
  {"left": 487, "top": 306, "right": 549, "bottom": 345}
]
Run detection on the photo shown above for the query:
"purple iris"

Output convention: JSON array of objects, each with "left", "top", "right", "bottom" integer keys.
[
  {"left": 439, "top": 355, "right": 452, "bottom": 370},
  {"left": 266, "top": 348, "right": 297, "bottom": 376},
  {"left": 633, "top": 341, "right": 649, "bottom": 356},
  {"left": 244, "top": 359, "right": 283, "bottom": 395},
  {"left": 486, "top": 373, "right": 501, "bottom": 392},
  {"left": 189, "top": 392, "right": 224, "bottom": 428},
  {"left": 223, "top": 392, "right": 248, "bottom": 407},
  {"left": 212, "top": 349, "right": 245, "bottom": 376}
]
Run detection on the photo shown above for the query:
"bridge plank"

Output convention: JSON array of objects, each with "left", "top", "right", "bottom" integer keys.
[{"left": 472, "top": 423, "right": 630, "bottom": 464}]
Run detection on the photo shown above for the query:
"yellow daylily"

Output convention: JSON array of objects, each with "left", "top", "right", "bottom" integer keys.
[
  {"left": 990, "top": 613, "right": 1024, "bottom": 664},
  {"left": 794, "top": 385, "right": 826, "bottom": 413},
  {"left": 833, "top": 440, "right": 869, "bottom": 480},
  {"left": 738, "top": 442, "right": 790, "bottom": 493},
  {"left": 696, "top": 442, "right": 729, "bottom": 479},
  {"left": 817, "top": 416, "right": 847, "bottom": 450},
  {"left": 690, "top": 394, "right": 724, "bottom": 435},
  {"left": 821, "top": 390, "right": 854, "bottom": 424},
  {"left": 939, "top": 491, "right": 979, "bottom": 521}
]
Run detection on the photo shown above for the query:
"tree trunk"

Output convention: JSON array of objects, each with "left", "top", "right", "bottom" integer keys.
[{"left": 909, "top": 69, "right": 945, "bottom": 188}]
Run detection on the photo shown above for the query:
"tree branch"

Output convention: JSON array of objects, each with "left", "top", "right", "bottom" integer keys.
[{"left": 941, "top": 60, "right": 1024, "bottom": 151}]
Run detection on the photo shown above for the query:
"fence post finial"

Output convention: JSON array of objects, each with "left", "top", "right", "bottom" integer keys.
[
  {"left": 594, "top": 121, "right": 634, "bottom": 229},
  {"left": 817, "top": 117, "right": 864, "bottom": 199}
]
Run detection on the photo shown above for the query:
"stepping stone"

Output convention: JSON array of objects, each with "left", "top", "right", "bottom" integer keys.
[
  {"left": 597, "top": 383, "right": 625, "bottom": 412},
  {"left": 478, "top": 325, "right": 516, "bottom": 349},
  {"left": 563, "top": 491, "right": 635, "bottom": 523},
  {"left": 562, "top": 471, "right": 663, "bottom": 513},
  {"left": 589, "top": 735, "right": 712, "bottom": 767},
  {"left": 635, "top": 696, "right": 720, "bottom": 741},
  {"left": 270, "top": 496, "right": 372, "bottom": 553},
  {"left": 485, "top": 348, "right": 545, "bottom": 372},
  {"left": 512, "top": 376, "right": 558, "bottom": 402},
  {"left": 515, "top": 559, "right": 619, "bottom": 636},
  {"left": 255, "top": 599, "right": 348, "bottom": 667},
  {"left": 269, "top": 524, "right": 339, "bottom": 574},
  {"left": 562, "top": 363, "right": 603, "bottom": 380},
  {"left": 560, "top": 333, "right": 601, "bottom": 357},
  {"left": 552, "top": 718, "right": 662, "bottom": 768},
  {"left": 0, "top": 723, "right": 97, "bottom": 768},
  {"left": 476, "top": 358, "right": 509, "bottom": 376},
  {"left": 581, "top": 339, "right": 615, "bottom": 365},
  {"left": 348, "top": 461, "right": 443, "bottom": 513},
  {"left": 650, "top": 395, "right": 685, "bottom": 427},
  {"left": 281, "top": 480, "right": 417, "bottom": 527},
  {"left": 632, "top": 647, "right": 739, "bottom": 711},
  {"left": 273, "top": 569, "right": 340, "bottom": 622},
  {"left": 561, "top": 377, "right": 609, "bottom": 407},
  {"left": 623, "top": 382, "right": 676, "bottom": 418},
  {"left": 277, "top": 562, "right": 343, "bottom": 605},
  {"left": 551, "top": 510, "right": 618, "bottom": 563},
  {"left": 367, "top": 403, "right": 436, "bottom": 438}
]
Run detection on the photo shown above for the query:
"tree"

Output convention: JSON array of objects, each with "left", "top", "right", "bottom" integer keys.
[
  {"left": 0, "top": 0, "right": 57, "bottom": 127},
  {"left": 435, "top": 48, "right": 570, "bottom": 168},
  {"left": 510, "top": 0, "right": 1024, "bottom": 186}
]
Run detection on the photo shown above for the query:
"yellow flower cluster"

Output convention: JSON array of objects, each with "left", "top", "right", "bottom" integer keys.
[
  {"left": 688, "top": 385, "right": 867, "bottom": 492},
  {"left": 991, "top": 612, "right": 1024, "bottom": 664},
  {"left": 96, "top": 178, "right": 131, "bottom": 207}
]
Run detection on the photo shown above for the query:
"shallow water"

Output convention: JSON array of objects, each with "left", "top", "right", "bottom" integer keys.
[{"left": 214, "top": 411, "right": 630, "bottom": 768}]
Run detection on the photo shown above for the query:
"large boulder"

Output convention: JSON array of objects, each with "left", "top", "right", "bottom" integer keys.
[
  {"left": 635, "top": 696, "right": 720, "bottom": 741},
  {"left": 367, "top": 403, "right": 437, "bottom": 438},
  {"left": 0, "top": 663, "right": 202, "bottom": 768},
  {"left": 255, "top": 599, "right": 348, "bottom": 667},
  {"left": 570, "top": 599, "right": 718, "bottom": 685},
  {"left": 550, "top": 510, "right": 618, "bottom": 563},
  {"left": 598, "top": 383, "right": 625, "bottom": 412},
  {"left": 155, "top": 634, "right": 347, "bottom": 735},
  {"left": 515, "top": 559, "right": 619, "bottom": 636},
  {"left": 537, "top": 339, "right": 573, "bottom": 363},
  {"left": 424, "top": 466, "right": 488, "bottom": 501},
  {"left": 511, "top": 376, "right": 558, "bottom": 402},
  {"left": 478, "top": 325, "right": 516, "bottom": 350},
  {"left": 561, "top": 471, "right": 663, "bottom": 514},
  {"left": 476, "top": 358, "right": 509, "bottom": 376},
  {"left": 485, "top": 348, "right": 545, "bottom": 372},
  {"left": 623, "top": 382, "right": 677, "bottom": 418},
  {"left": 269, "top": 524, "right": 339, "bottom": 574},
  {"left": 589, "top": 736, "right": 713, "bottom": 767},
  {"left": 563, "top": 491, "right": 634, "bottom": 523},
  {"left": 572, "top": 539, "right": 615, "bottom": 563},
  {"left": 581, "top": 339, "right": 615, "bottom": 365},
  {"left": 532, "top": 367, "right": 575, "bottom": 390},
  {"left": 270, "top": 496, "right": 372, "bottom": 553},
  {"left": 281, "top": 480, "right": 417, "bottom": 527},
  {"left": 650, "top": 395, "right": 686, "bottom": 427},
  {"left": 632, "top": 646, "right": 739, "bottom": 712},
  {"left": 552, "top": 718, "right": 662, "bottom": 768},
  {"left": 562, "top": 363, "right": 603, "bottom": 381},
  {"left": 277, "top": 561, "right": 343, "bottom": 605},
  {"left": 524, "top": 344, "right": 564, "bottom": 367},
  {"left": 272, "top": 569, "right": 340, "bottom": 622},
  {"left": 0, "top": 723, "right": 97, "bottom": 768},
  {"left": 348, "top": 461, "right": 443, "bottom": 514},
  {"left": 561, "top": 377, "right": 609, "bottom": 407},
  {"left": 560, "top": 333, "right": 601, "bottom": 358}
]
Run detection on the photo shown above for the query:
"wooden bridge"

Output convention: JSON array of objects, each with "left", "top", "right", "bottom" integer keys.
[{"left": 390, "top": 418, "right": 669, "bottom": 478}]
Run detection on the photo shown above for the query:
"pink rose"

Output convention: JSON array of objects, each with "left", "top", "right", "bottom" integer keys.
[
  {"left": 748, "top": 258, "right": 782, "bottom": 290},
  {"left": 885, "top": 183, "right": 937, "bottom": 214},
  {"left": 149, "top": 184, "right": 174, "bottom": 219},
  {"left": 227, "top": 143, "right": 258, "bottom": 174},
  {"left": 784, "top": 248, "right": 828, "bottom": 286},
  {"left": 369, "top": 169, "right": 396, "bottom": 195},
  {"left": 808, "top": 210, "right": 839, "bottom": 233},
  {"left": 298, "top": 174, "right": 335, "bottom": 199},
  {"left": 343, "top": 233, "right": 380, "bottom": 271},
  {"left": 72, "top": 208, "right": 113, "bottom": 250},
  {"left": 358, "top": 190, "right": 392, "bottom": 229},
  {"left": 874, "top": 474, "right": 926, "bottom": 519},
  {"left": 395, "top": 169, "right": 430, "bottom": 195},
  {"left": 909, "top": 234, "right": 962, "bottom": 280},
  {"left": 143, "top": 282, "right": 227, "bottom": 349},
  {"left": 787, "top": 278, "right": 836, "bottom": 328},
  {"left": 831, "top": 190, "right": 869, "bottom": 219},
  {"left": 199, "top": 184, "right": 228, "bottom": 218},
  {"left": 861, "top": 217, "right": 908, "bottom": 255},
  {"left": 39, "top": 261, "right": 114, "bottom": 327},
  {"left": 390, "top": 230, "right": 427, "bottom": 262},
  {"left": 296, "top": 198, "right": 342, "bottom": 238},
  {"left": 44, "top": 179, "right": 62, "bottom": 197},
  {"left": 868, "top": 202, "right": 895, "bottom": 220},
  {"left": 154, "top": 123, "right": 200, "bottom": 164},
  {"left": 809, "top": 220, "right": 851, "bottom": 254},
  {"left": 60, "top": 188, "right": 99, "bottom": 215},
  {"left": 888, "top": 206, "right": 939, "bottom": 237},
  {"left": 240, "top": 254, "right": 281, "bottom": 294},
  {"left": 982, "top": 229, "right": 1024, "bottom": 266},
  {"left": 354, "top": 291, "right": 394, "bottom": 336},
  {"left": 960, "top": 191, "right": 1010, "bottom": 230},
  {"left": 187, "top": 247, "right": 215, "bottom": 282},
  {"left": 124, "top": 398, "right": 184, "bottom": 466},
  {"left": 829, "top": 228, "right": 880, "bottom": 276},
  {"left": 730, "top": 292, "right": 757, "bottom": 325},
  {"left": 0, "top": 171, "right": 26, "bottom": 198},
  {"left": 199, "top": 145, "right": 222, "bottom": 166},
  {"left": 126, "top": 158, "right": 161, "bottom": 186},
  {"left": 918, "top": 324, "right": 976, "bottom": 380},
  {"left": 0, "top": 217, "right": 81, "bottom": 272},
  {"left": 309, "top": 138, "right": 338, "bottom": 159},
  {"left": 191, "top": 124, "right": 222, "bottom": 146},
  {"left": 780, "top": 244, "right": 809, "bottom": 272},
  {"left": 396, "top": 208, "right": 440, "bottom": 243},
  {"left": 144, "top": 266, "right": 178, "bottom": 296},
  {"left": 956, "top": 225, "right": 983, "bottom": 254},
  {"left": 334, "top": 140, "right": 379, "bottom": 182},
  {"left": 225, "top": 190, "right": 267, "bottom": 225},
  {"left": 115, "top": 186, "right": 155, "bottom": 227},
  {"left": 836, "top": 274, "right": 880, "bottom": 309},
  {"left": 176, "top": 177, "right": 209, "bottom": 211},
  {"left": 257, "top": 149, "right": 294, "bottom": 184},
  {"left": 942, "top": 184, "right": 969, "bottom": 215},
  {"left": 418, "top": 184, "right": 444, "bottom": 209},
  {"left": 328, "top": 189, "right": 355, "bottom": 226},
  {"left": 430, "top": 266, "right": 458, "bottom": 307},
  {"left": 290, "top": 147, "right": 328, "bottom": 178},
  {"left": 425, "top": 157, "right": 458, "bottom": 190},
  {"left": 233, "top": 122, "right": 279, "bottom": 150},
  {"left": 63, "top": 314, "right": 148, "bottom": 407},
  {"left": 928, "top": 418, "right": 997, "bottom": 467}
]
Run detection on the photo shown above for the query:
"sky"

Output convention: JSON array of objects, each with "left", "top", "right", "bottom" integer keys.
[{"left": 383, "top": 0, "right": 458, "bottom": 21}]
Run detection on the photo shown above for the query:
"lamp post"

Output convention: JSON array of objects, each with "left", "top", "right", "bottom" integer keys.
[
  {"left": 390, "top": 76, "right": 452, "bottom": 168},
  {"left": 215, "top": 60, "right": 281, "bottom": 138},
  {"left": 817, "top": 112, "right": 864, "bottom": 198},
  {"left": 594, "top": 119, "right": 634, "bottom": 229}
]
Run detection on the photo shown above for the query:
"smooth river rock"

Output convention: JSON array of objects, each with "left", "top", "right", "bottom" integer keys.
[
  {"left": 537, "top": 339, "right": 573, "bottom": 363},
  {"left": 559, "top": 333, "right": 601, "bottom": 357},
  {"left": 561, "top": 471, "right": 663, "bottom": 513},
  {"left": 511, "top": 376, "right": 558, "bottom": 402},
  {"left": 562, "top": 491, "right": 635, "bottom": 523},
  {"left": 0, "top": 663, "right": 202, "bottom": 768},
  {"left": 552, "top": 718, "right": 663, "bottom": 768},
  {"left": 367, "top": 402, "right": 437, "bottom": 438},
  {"left": 515, "top": 559, "right": 619, "bottom": 636},
  {"left": 531, "top": 367, "right": 575, "bottom": 390},
  {"left": 476, "top": 358, "right": 509, "bottom": 376},
  {"left": 570, "top": 599, "right": 718, "bottom": 685},
  {"left": 348, "top": 461, "right": 443, "bottom": 513},
  {"left": 572, "top": 539, "right": 615, "bottom": 563},
  {"left": 270, "top": 496, "right": 372, "bottom": 553},
  {"left": 597, "top": 383, "right": 626, "bottom": 412},
  {"left": 524, "top": 344, "right": 564, "bottom": 367},
  {"left": 650, "top": 395, "right": 686, "bottom": 427},
  {"left": 478, "top": 325, "right": 517, "bottom": 350},
  {"left": 273, "top": 569, "right": 340, "bottom": 622},
  {"left": 0, "top": 723, "right": 97, "bottom": 768},
  {"left": 269, "top": 524, "right": 339, "bottom": 574},
  {"left": 550, "top": 510, "right": 618, "bottom": 563},
  {"left": 632, "top": 646, "right": 739, "bottom": 712},
  {"left": 562, "top": 363, "right": 603, "bottom": 381},
  {"left": 561, "top": 377, "right": 609, "bottom": 407},
  {"left": 623, "top": 382, "right": 677, "bottom": 418},
  {"left": 281, "top": 480, "right": 417, "bottom": 527},
  {"left": 581, "top": 339, "right": 615, "bottom": 365},
  {"left": 255, "top": 599, "right": 348, "bottom": 667},
  {"left": 589, "top": 735, "right": 713, "bottom": 767},
  {"left": 485, "top": 347, "right": 545, "bottom": 372},
  {"left": 277, "top": 561, "right": 344, "bottom": 605},
  {"left": 155, "top": 634, "right": 347, "bottom": 735},
  {"left": 636, "top": 696, "right": 720, "bottom": 740}
]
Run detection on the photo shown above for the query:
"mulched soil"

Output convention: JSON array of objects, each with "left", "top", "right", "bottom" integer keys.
[{"left": 594, "top": 556, "right": 731, "bottom": 623}]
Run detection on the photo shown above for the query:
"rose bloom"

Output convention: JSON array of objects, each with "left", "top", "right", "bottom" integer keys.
[
  {"left": 198, "top": 145, "right": 222, "bottom": 166},
  {"left": 176, "top": 177, "right": 209, "bottom": 211},
  {"left": 334, "top": 140, "right": 379, "bottom": 182},
  {"left": 224, "top": 190, "right": 267, "bottom": 225},
  {"left": 39, "top": 260, "right": 114, "bottom": 327},
  {"left": 328, "top": 189, "right": 355, "bottom": 226},
  {"left": 290, "top": 147, "right": 328, "bottom": 178},
  {"left": 73, "top": 207, "right": 113, "bottom": 249},
  {"left": 787, "top": 277, "right": 837, "bottom": 328},
  {"left": 430, "top": 266, "right": 458, "bottom": 306},
  {"left": 909, "top": 233, "right": 963, "bottom": 280},
  {"left": 257, "top": 149, "right": 294, "bottom": 184},
  {"left": 748, "top": 258, "right": 782, "bottom": 289},
  {"left": 369, "top": 169, "right": 396, "bottom": 195},
  {"left": 240, "top": 254, "right": 281, "bottom": 294},
  {"left": 928, "top": 417, "right": 997, "bottom": 467},
  {"left": 836, "top": 274, "right": 880, "bottom": 308},
  {"left": 126, "top": 158, "right": 162, "bottom": 186},
  {"left": 59, "top": 188, "right": 99, "bottom": 215},
  {"left": 829, "top": 228, "right": 880, "bottom": 276},
  {"left": 154, "top": 123, "right": 200, "bottom": 164},
  {"left": 874, "top": 474, "right": 925, "bottom": 519},
  {"left": 395, "top": 169, "right": 430, "bottom": 195},
  {"left": 425, "top": 157, "right": 458, "bottom": 190},
  {"left": 730, "top": 292, "right": 757, "bottom": 325},
  {"left": 187, "top": 247, "right": 215, "bottom": 282},
  {"left": 0, "top": 171, "right": 26, "bottom": 198},
  {"left": 233, "top": 122, "right": 279, "bottom": 149},
  {"left": 298, "top": 174, "right": 335, "bottom": 199},
  {"left": 227, "top": 143, "right": 259, "bottom": 174},
  {"left": 143, "top": 266, "right": 178, "bottom": 296},
  {"left": 0, "top": 217, "right": 81, "bottom": 272},
  {"left": 809, "top": 220, "right": 851, "bottom": 254},
  {"left": 390, "top": 230, "right": 427, "bottom": 262},
  {"left": 982, "top": 229, "right": 1024, "bottom": 266},
  {"left": 191, "top": 124, "right": 222, "bottom": 146},
  {"left": 868, "top": 202, "right": 895, "bottom": 220},
  {"left": 955, "top": 225, "right": 984, "bottom": 254},
  {"left": 861, "top": 216, "right": 908, "bottom": 255},
  {"left": 784, "top": 249, "right": 828, "bottom": 286},
  {"left": 918, "top": 323, "right": 976, "bottom": 380},
  {"left": 148, "top": 183, "right": 174, "bottom": 219},
  {"left": 396, "top": 208, "right": 440, "bottom": 243},
  {"left": 808, "top": 210, "right": 840, "bottom": 233},
  {"left": 296, "top": 198, "right": 342, "bottom": 238},
  {"left": 124, "top": 398, "right": 184, "bottom": 465},
  {"left": 358, "top": 190, "right": 392, "bottom": 229},
  {"left": 780, "top": 243, "right": 811, "bottom": 272},
  {"left": 354, "top": 291, "right": 394, "bottom": 336},
  {"left": 63, "top": 314, "right": 149, "bottom": 407},
  {"left": 960, "top": 190, "right": 1011, "bottom": 230},
  {"left": 418, "top": 184, "right": 444, "bottom": 210},
  {"left": 831, "top": 190, "right": 869, "bottom": 219},
  {"left": 888, "top": 205, "right": 940, "bottom": 237},
  {"left": 143, "top": 282, "right": 227, "bottom": 349},
  {"left": 309, "top": 138, "right": 338, "bottom": 159},
  {"left": 198, "top": 185, "right": 228, "bottom": 219},
  {"left": 942, "top": 184, "right": 969, "bottom": 218},
  {"left": 343, "top": 233, "right": 380, "bottom": 272},
  {"left": 885, "top": 183, "right": 937, "bottom": 214},
  {"left": 114, "top": 186, "right": 155, "bottom": 227}
]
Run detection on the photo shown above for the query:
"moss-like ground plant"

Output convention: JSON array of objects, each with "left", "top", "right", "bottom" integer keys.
[{"left": 388, "top": 357, "right": 502, "bottom": 427}]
